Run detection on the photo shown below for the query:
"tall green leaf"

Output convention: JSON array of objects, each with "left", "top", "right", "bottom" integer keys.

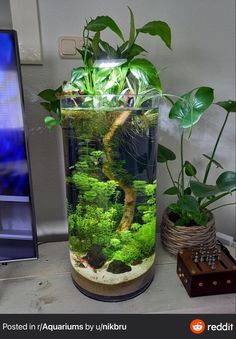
[
  {"left": 129, "top": 58, "right": 162, "bottom": 92},
  {"left": 86, "top": 16, "right": 124, "bottom": 41},
  {"left": 71, "top": 67, "right": 86, "bottom": 82},
  {"left": 92, "top": 32, "right": 101, "bottom": 57},
  {"left": 169, "top": 87, "right": 214, "bottom": 129},
  {"left": 128, "top": 6, "right": 135, "bottom": 48},
  {"left": 137, "top": 21, "right": 171, "bottom": 49},
  {"left": 157, "top": 144, "right": 176, "bottom": 162},
  {"left": 215, "top": 100, "right": 236, "bottom": 113}
]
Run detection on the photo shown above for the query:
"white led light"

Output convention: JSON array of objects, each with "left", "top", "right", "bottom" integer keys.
[{"left": 93, "top": 58, "right": 127, "bottom": 68}]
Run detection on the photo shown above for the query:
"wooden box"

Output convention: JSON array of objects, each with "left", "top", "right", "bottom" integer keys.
[{"left": 177, "top": 248, "right": 236, "bottom": 297}]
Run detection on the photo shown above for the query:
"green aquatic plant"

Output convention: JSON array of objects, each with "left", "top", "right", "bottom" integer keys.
[{"left": 39, "top": 7, "right": 168, "bottom": 234}]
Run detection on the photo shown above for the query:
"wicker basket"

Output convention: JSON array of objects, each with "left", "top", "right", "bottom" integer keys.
[{"left": 161, "top": 209, "right": 216, "bottom": 255}]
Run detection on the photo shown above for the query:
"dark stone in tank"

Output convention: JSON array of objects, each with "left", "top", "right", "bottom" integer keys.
[
  {"left": 132, "top": 259, "right": 143, "bottom": 266},
  {"left": 107, "top": 260, "right": 132, "bottom": 274},
  {"left": 83, "top": 245, "right": 106, "bottom": 269}
]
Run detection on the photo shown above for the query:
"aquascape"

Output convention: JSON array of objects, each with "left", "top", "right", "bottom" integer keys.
[{"left": 39, "top": 8, "right": 171, "bottom": 300}]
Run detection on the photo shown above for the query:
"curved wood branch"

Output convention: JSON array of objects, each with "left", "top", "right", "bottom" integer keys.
[{"left": 102, "top": 110, "right": 136, "bottom": 232}]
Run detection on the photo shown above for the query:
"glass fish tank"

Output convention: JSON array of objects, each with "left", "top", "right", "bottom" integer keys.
[{"left": 61, "top": 94, "right": 160, "bottom": 301}]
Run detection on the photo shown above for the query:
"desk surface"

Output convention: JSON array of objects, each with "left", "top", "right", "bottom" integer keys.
[{"left": 0, "top": 236, "right": 235, "bottom": 313}]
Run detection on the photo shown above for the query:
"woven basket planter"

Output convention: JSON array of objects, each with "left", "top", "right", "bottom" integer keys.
[{"left": 161, "top": 209, "right": 216, "bottom": 256}]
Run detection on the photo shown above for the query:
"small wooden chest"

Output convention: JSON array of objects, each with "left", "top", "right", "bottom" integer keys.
[{"left": 177, "top": 247, "right": 236, "bottom": 297}]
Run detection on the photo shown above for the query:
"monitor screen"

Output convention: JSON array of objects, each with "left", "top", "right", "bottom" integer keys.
[{"left": 0, "top": 30, "right": 38, "bottom": 262}]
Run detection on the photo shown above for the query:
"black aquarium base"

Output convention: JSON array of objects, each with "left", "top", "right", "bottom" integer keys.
[{"left": 71, "top": 274, "right": 154, "bottom": 302}]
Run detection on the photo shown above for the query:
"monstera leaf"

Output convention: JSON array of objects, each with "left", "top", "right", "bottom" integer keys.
[
  {"left": 169, "top": 87, "right": 214, "bottom": 129},
  {"left": 190, "top": 171, "right": 236, "bottom": 198}
]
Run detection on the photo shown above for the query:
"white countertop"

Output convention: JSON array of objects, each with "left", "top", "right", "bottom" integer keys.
[{"left": 0, "top": 236, "right": 235, "bottom": 313}]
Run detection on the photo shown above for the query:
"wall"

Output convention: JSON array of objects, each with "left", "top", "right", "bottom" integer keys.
[{"left": 0, "top": 0, "right": 235, "bottom": 240}]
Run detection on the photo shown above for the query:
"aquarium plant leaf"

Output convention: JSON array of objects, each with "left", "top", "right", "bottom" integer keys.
[
  {"left": 99, "top": 40, "right": 117, "bottom": 57},
  {"left": 184, "top": 161, "right": 197, "bottom": 176},
  {"left": 44, "top": 116, "right": 60, "bottom": 129},
  {"left": 130, "top": 58, "right": 162, "bottom": 92},
  {"left": 157, "top": 144, "right": 176, "bottom": 162},
  {"left": 216, "top": 171, "right": 236, "bottom": 192},
  {"left": 128, "top": 6, "right": 135, "bottom": 49},
  {"left": 202, "top": 154, "right": 224, "bottom": 169},
  {"left": 71, "top": 67, "right": 86, "bottom": 83},
  {"left": 86, "top": 16, "right": 125, "bottom": 41},
  {"left": 215, "top": 100, "right": 236, "bottom": 113},
  {"left": 137, "top": 21, "right": 171, "bottom": 49},
  {"left": 169, "top": 87, "right": 214, "bottom": 129},
  {"left": 92, "top": 32, "right": 101, "bottom": 58},
  {"left": 124, "top": 44, "right": 147, "bottom": 59}
]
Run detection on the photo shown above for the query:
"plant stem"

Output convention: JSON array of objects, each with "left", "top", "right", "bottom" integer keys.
[
  {"left": 166, "top": 161, "right": 180, "bottom": 198},
  {"left": 203, "top": 111, "right": 230, "bottom": 184},
  {"left": 180, "top": 130, "right": 185, "bottom": 195},
  {"left": 209, "top": 202, "right": 236, "bottom": 212},
  {"left": 201, "top": 189, "right": 236, "bottom": 209}
]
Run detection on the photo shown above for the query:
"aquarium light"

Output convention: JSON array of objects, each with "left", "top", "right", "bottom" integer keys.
[{"left": 93, "top": 58, "right": 127, "bottom": 68}]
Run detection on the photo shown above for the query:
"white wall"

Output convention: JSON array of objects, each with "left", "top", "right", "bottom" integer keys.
[{"left": 1, "top": 0, "right": 235, "bottom": 239}]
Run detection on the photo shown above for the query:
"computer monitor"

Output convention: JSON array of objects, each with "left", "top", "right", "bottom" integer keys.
[{"left": 0, "top": 30, "right": 38, "bottom": 262}]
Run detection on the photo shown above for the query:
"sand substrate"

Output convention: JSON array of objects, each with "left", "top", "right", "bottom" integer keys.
[{"left": 70, "top": 252, "right": 155, "bottom": 285}]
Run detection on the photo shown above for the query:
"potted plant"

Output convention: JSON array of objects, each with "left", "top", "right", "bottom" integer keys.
[
  {"left": 158, "top": 94, "right": 236, "bottom": 255},
  {"left": 38, "top": 8, "right": 171, "bottom": 300}
]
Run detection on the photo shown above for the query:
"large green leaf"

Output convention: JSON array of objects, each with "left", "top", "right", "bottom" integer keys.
[
  {"left": 99, "top": 40, "right": 117, "bottom": 57},
  {"left": 178, "top": 195, "right": 199, "bottom": 213},
  {"left": 184, "top": 161, "right": 197, "bottom": 176},
  {"left": 157, "top": 144, "right": 176, "bottom": 162},
  {"left": 216, "top": 171, "right": 236, "bottom": 192},
  {"left": 128, "top": 7, "right": 135, "bottom": 48},
  {"left": 137, "top": 21, "right": 171, "bottom": 49},
  {"left": 169, "top": 87, "right": 214, "bottom": 129},
  {"left": 129, "top": 58, "right": 161, "bottom": 91},
  {"left": 215, "top": 100, "right": 236, "bottom": 113},
  {"left": 86, "top": 16, "right": 124, "bottom": 41},
  {"left": 124, "top": 44, "right": 147, "bottom": 59},
  {"left": 71, "top": 67, "right": 86, "bottom": 82},
  {"left": 190, "top": 181, "right": 220, "bottom": 198},
  {"left": 191, "top": 172, "right": 236, "bottom": 198}
]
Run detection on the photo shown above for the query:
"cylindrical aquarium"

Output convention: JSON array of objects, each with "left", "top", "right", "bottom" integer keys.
[{"left": 61, "top": 94, "right": 160, "bottom": 301}]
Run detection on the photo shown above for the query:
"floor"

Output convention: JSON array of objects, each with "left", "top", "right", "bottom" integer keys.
[{"left": 0, "top": 236, "right": 235, "bottom": 314}]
